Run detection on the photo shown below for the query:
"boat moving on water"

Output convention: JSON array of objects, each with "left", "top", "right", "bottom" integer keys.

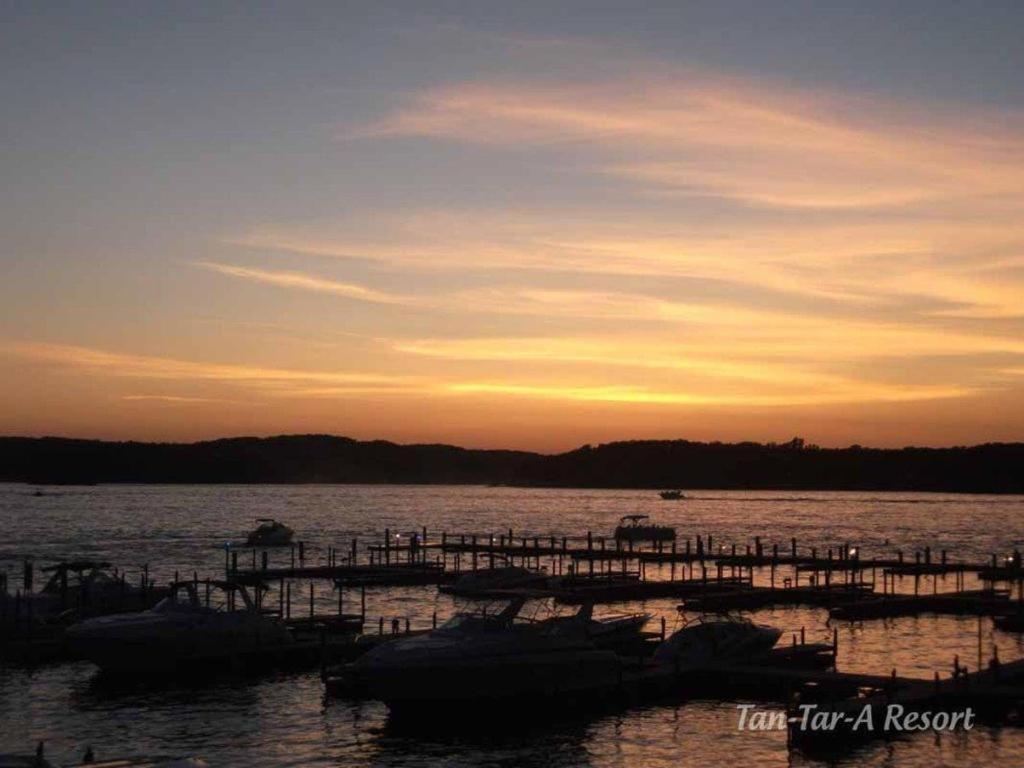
[
  {"left": 614, "top": 514, "right": 676, "bottom": 543},
  {"left": 659, "top": 490, "right": 685, "bottom": 500}
]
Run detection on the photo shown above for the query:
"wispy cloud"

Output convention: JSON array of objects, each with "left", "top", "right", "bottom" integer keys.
[
  {"left": 354, "top": 75, "right": 1024, "bottom": 210},
  {"left": 445, "top": 381, "right": 971, "bottom": 407},
  {"left": 196, "top": 261, "right": 410, "bottom": 305},
  {"left": 5, "top": 342, "right": 418, "bottom": 392},
  {"left": 121, "top": 394, "right": 244, "bottom": 405}
]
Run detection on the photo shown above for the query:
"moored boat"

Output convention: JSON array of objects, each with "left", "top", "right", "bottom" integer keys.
[
  {"left": 245, "top": 518, "right": 294, "bottom": 547},
  {"left": 66, "top": 580, "right": 293, "bottom": 672},
  {"left": 653, "top": 613, "right": 782, "bottom": 667},
  {"left": 337, "top": 598, "right": 626, "bottom": 710},
  {"left": 614, "top": 514, "right": 676, "bottom": 543}
]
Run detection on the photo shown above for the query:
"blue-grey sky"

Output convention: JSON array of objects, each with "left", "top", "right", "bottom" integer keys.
[{"left": 3, "top": 2, "right": 1023, "bottom": 449}]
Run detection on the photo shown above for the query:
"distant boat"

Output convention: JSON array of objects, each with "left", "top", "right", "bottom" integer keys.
[
  {"left": 245, "top": 518, "right": 294, "bottom": 547},
  {"left": 659, "top": 490, "right": 685, "bottom": 500},
  {"left": 614, "top": 514, "right": 676, "bottom": 543}
]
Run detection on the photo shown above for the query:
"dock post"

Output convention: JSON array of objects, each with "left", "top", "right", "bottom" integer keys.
[
  {"left": 661, "top": 616, "right": 666, "bottom": 641},
  {"left": 379, "top": 616, "right": 384, "bottom": 635},
  {"left": 252, "top": 549, "right": 256, "bottom": 570},
  {"left": 338, "top": 583, "right": 343, "bottom": 615},
  {"left": 978, "top": 616, "right": 983, "bottom": 672},
  {"left": 291, "top": 545, "right": 295, "bottom": 569},
  {"left": 587, "top": 531, "right": 593, "bottom": 551},
  {"left": 791, "top": 537, "right": 796, "bottom": 558},
  {"left": 833, "top": 627, "right": 838, "bottom": 664},
  {"left": 384, "top": 529, "right": 390, "bottom": 564},
  {"left": 472, "top": 535, "right": 478, "bottom": 570},
  {"left": 261, "top": 551, "right": 268, "bottom": 571},
  {"left": 800, "top": 626, "right": 805, "bottom": 644},
  {"left": 279, "top": 579, "right": 284, "bottom": 616},
  {"left": 299, "top": 542, "right": 305, "bottom": 562},
  {"left": 230, "top": 552, "right": 237, "bottom": 574},
  {"left": 23, "top": 560, "right": 33, "bottom": 593},
  {"left": 361, "top": 586, "right": 366, "bottom": 619},
  {"left": 286, "top": 582, "right": 291, "bottom": 619},
  {"left": 309, "top": 582, "right": 314, "bottom": 618},
  {"left": 432, "top": 612, "right": 437, "bottom": 629}
]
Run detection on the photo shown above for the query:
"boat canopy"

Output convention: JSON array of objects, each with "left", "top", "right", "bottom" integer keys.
[{"left": 620, "top": 514, "right": 650, "bottom": 524}]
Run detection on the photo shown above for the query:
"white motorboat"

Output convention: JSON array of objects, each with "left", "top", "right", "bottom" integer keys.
[
  {"left": 346, "top": 598, "right": 623, "bottom": 710},
  {"left": 66, "top": 580, "right": 293, "bottom": 672},
  {"left": 245, "top": 518, "right": 294, "bottom": 547},
  {"left": 653, "top": 613, "right": 781, "bottom": 667}
]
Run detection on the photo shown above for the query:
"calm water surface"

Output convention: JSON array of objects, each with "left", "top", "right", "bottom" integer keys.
[{"left": 2, "top": 484, "right": 1024, "bottom": 767}]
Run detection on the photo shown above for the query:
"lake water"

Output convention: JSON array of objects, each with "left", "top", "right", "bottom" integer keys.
[{"left": 2, "top": 483, "right": 1024, "bottom": 767}]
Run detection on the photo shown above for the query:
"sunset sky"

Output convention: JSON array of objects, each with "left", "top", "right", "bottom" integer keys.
[{"left": 3, "top": 2, "right": 1024, "bottom": 451}]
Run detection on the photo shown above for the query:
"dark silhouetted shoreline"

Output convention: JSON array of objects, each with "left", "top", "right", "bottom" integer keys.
[{"left": 2, "top": 435, "right": 1022, "bottom": 493}]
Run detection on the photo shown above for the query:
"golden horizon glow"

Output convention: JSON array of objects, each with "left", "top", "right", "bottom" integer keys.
[{"left": 4, "top": 30, "right": 1024, "bottom": 450}]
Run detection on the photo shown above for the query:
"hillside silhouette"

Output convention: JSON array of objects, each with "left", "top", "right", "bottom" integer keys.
[{"left": 1, "top": 435, "right": 1021, "bottom": 493}]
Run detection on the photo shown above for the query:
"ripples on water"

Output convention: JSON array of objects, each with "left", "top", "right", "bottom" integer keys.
[{"left": 2, "top": 484, "right": 1024, "bottom": 766}]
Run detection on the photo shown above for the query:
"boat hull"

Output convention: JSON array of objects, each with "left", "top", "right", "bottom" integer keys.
[{"left": 361, "top": 647, "right": 623, "bottom": 710}]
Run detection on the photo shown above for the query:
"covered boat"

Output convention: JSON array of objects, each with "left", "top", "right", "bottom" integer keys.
[
  {"left": 653, "top": 613, "right": 781, "bottom": 667},
  {"left": 66, "top": 580, "right": 293, "bottom": 672},
  {"left": 439, "top": 556, "right": 550, "bottom": 597}
]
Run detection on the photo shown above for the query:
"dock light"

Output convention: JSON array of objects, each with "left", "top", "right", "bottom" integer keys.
[{"left": 849, "top": 547, "right": 858, "bottom": 557}]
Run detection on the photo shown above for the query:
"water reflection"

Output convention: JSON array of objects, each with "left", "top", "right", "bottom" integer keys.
[{"left": 5, "top": 484, "right": 1024, "bottom": 766}]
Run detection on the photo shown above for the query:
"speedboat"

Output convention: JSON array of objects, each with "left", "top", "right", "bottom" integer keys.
[
  {"left": 343, "top": 598, "right": 623, "bottom": 710},
  {"left": 614, "top": 514, "right": 676, "bottom": 543},
  {"left": 66, "top": 580, "right": 293, "bottom": 672},
  {"left": 659, "top": 490, "right": 685, "bottom": 500},
  {"left": 245, "top": 518, "right": 294, "bottom": 547},
  {"left": 653, "top": 613, "right": 781, "bottom": 667}
]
